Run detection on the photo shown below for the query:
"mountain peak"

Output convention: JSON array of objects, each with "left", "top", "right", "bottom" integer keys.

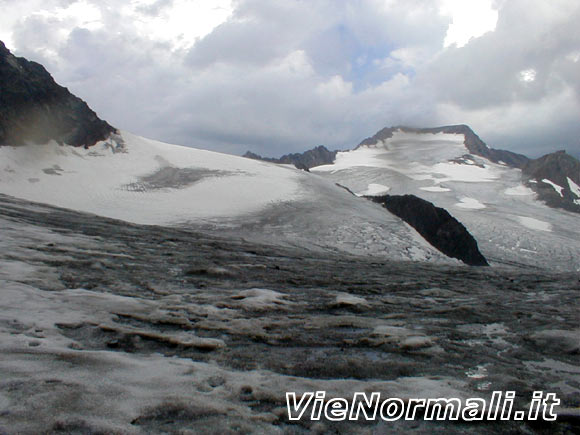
[
  {"left": 357, "top": 125, "right": 529, "bottom": 168},
  {"left": 0, "top": 40, "right": 9, "bottom": 55},
  {"left": 0, "top": 40, "right": 115, "bottom": 148},
  {"left": 522, "top": 150, "right": 580, "bottom": 212}
]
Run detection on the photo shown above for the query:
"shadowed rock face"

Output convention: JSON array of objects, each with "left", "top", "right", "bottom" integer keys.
[
  {"left": 357, "top": 125, "right": 530, "bottom": 169},
  {"left": 0, "top": 41, "right": 115, "bottom": 147},
  {"left": 243, "top": 145, "right": 337, "bottom": 170},
  {"left": 522, "top": 150, "right": 580, "bottom": 213},
  {"left": 370, "top": 194, "right": 489, "bottom": 266}
]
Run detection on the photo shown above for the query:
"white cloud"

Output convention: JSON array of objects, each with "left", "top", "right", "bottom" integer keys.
[
  {"left": 316, "top": 75, "right": 353, "bottom": 99},
  {"left": 1, "top": 0, "right": 578, "bottom": 158},
  {"left": 127, "top": 0, "right": 234, "bottom": 49},
  {"left": 435, "top": 86, "right": 580, "bottom": 156},
  {"left": 440, "top": 0, "right": 498, "bottom": 48},
  {"left": 519, "top": 68, "right": 536, "bottom": 83}
]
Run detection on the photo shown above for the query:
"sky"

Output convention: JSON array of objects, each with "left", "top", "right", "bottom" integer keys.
[{"left": 1, "top": 0, "right": 579, "bottom": 158}]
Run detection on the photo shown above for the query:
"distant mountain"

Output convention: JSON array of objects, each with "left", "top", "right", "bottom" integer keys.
[
  {"left": 0, "top": 41, "right": 115, "bottom": 147},
  {"left": 522, "top": 150, "right": 580, "bottom": 213},
  {"left": 243, "top": 145, "right": 337, "bottom": 170},
  {"left": 311, "top": 126, "right": 580, "bottom": 270},
  {"left": 352, "top": 124, "right": 579, "bottom": 214},
  {"left": 358, "top": 125, "right": 530, "bottom": 168},
  {"left": 1, "top": 42, "right": 577, "bottom": 270},
  {"left": 0, "top": 44, "right": 453, "bottom": 264}
]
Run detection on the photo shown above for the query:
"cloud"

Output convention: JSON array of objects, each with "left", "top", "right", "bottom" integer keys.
[
  {"left": 2, "top": 0, "right": 579, "bottom": 158},
  {"left": 419, "top": 0, "right": 580, "bottom": 155}
]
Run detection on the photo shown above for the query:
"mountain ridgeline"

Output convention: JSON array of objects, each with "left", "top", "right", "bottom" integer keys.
[
  {"left": 246, "top": 124, "right": 580, "bottom": 213},
  {"left": 243, "top": 145, "right": 337, "bottom": 170},
  {"left": 357, "top": 125, "right": 531, "bottom": 168},
  {"left": 0, "top": 41, "right": 115, "bottom": 147},
  {"left": 521, "top": 151, "right": 580, "bottom": 213},
  {"left": 1, "top": 40, "right": 577, "bottom": 273}
]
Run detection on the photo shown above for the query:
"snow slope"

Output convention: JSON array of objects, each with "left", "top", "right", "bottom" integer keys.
[
  {"left": 0, "top": 131, "right": 301, "bottom": 224},
  {"left": 311, "top": 129, "right": 580, "bottom": 271},
  {"left": 0, "top": 131, "right": 449, "bottom": 262}
]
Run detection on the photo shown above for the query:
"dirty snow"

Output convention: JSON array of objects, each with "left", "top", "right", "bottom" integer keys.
[
  {"left": 333, "top": 293, "right": 370, "bottom": 307},
  {"left": 0, "top": 195, "right": 578, "bottom": 432}
]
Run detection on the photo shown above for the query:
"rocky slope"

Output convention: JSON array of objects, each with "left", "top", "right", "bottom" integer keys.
[
  {"left": 243, "top": 145, "right": 337, "bottom": 170},
  {"left": 369, "top": 194, "right": 489, "bottom": 266},
  {"left": 311, "top": 128, "right": 580, "bottom": 270},
  {"left": 522, "top": 150, "right": 580, "bottom": 213},
  {"left": 0, "top": 41, "right": 115, "bottom": 147}
]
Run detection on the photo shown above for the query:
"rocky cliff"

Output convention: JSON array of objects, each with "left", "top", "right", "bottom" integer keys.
[
  {"left": 369, "top": 194, "right": 489, "bottom": 266},
  {"left": 0, "top": 41, "right": 115, "bottom": 147}
]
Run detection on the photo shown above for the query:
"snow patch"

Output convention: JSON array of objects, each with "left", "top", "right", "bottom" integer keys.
[
  {"left": 312, "top": 131, "right": 467, "bottom": 174},
  {"left": 455, "top": 197, "right": 486, "bottom": 209},
  {"left": 517, "top": 216, "right": 552, "bottom": 232},
  {"left": 370, "top": 325, "right": 435, "bottom": 350},
  {"left": 334, "top": 293, "right": 370, "bottom": 307},
  {"left": 230, "top": 289, "right": 291, "bottom": 311},
  {"left": 431, "top": 161, "right": 499, "bottom": 183},
  {"left": 0, "top": 131, "right": 302, "bottom": 225},
  {"left": 567, "top": 177, "right": 580, "bottom": 198},
  {"left": 505, "top": 185, "right": 534, "bottom": 196},
  {"left": 312, "top": 144, "right": 386, "bottom": 172},
  {"left": 357, "top": 183, "right": 390, "bottom": 196},
  {"left": 542, "top": 179, "right": 564, "bottom": 197},
  {"left": 420, "top": 186, "right": 451, "bottom": 192}
]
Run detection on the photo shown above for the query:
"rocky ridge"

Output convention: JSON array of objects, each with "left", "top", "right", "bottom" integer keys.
[
  {"left": 521, "top": 150, "right": 580, "bottom": 213},
  {"left": 358, "top": 125, "right": 530, "bottom": 168},
  {"left": 0, "top": 41, "right": 115, "bottom": 147},
  {"left": 243, "top": 145, "right": 337, "bottom": 170},
  {"left": 357, "top": 124, "right": 580, "bottom": 214},
  {"left": 369, "top": 194, "right": 489, "bottom": 266}
]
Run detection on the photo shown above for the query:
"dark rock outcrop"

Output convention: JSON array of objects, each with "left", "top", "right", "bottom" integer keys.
[
  {"left": 522, "top": 151, "right": 580, "bottom": 213},
  {"left": 369, "top": 194, "right": 489, "bottom": 266},
  {"left": 243, "top": 145, "right": 337, "bottom": 170},
  {"left": 357, "top": 125, "right": 529, "bottom": 168},
  {"left": 0, "top": 40, "right": 115, "bottom": 147}
]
